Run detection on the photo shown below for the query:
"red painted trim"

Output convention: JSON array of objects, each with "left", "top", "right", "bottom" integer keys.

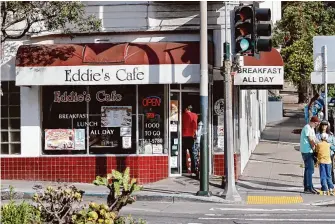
[
  {"left": 16, "top": 42, "right": 214, "bottom": 67},
  {"left": 243, "top": 48, "right": 284, "bottom": 66}
]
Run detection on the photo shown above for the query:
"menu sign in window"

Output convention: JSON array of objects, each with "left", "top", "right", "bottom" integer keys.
[
  {"left": 45, "top": 129, "right": 85, "bottom": 150},
  {"left": 89, "top": 106, "right": 133, "bottom": 149}
]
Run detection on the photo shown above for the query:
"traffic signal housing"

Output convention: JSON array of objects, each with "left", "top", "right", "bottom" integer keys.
[
  {"left": 254, "top": 7, "right": 272, "bottom": 53},
  {"left": 234, "top": 5, "right": 255, "bottom": 55},
  {"left": 234, "top": 4, "right": 272, "bottom": 56}
]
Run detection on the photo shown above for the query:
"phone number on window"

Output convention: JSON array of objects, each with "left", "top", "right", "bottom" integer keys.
[{"left": 143, "top": 138, "right": 163, "bottom": 144}]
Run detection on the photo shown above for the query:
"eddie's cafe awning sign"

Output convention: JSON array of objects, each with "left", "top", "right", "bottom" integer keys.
[{"left": 234, "top": 48, "right": 284, "bottom": 87}]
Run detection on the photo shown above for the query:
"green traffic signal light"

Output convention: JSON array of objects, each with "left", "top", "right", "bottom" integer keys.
[
  {"left": 236, "top": 38, "right": 252, "bottom": 53},
  {"left": 240, "top": 39, "right": 250, "bottom": 51}
]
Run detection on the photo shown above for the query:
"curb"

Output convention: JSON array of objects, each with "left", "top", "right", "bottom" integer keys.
[
  {"left": 1, "top": 190, "right": 241, "bottom": 204},
  {"left": 307, "top": 200, "right": 335, "bottom": 207}
]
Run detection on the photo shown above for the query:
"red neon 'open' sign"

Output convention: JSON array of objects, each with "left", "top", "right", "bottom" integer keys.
[{"left": 142, "top": 96, "right": 161, "bottom": 107}]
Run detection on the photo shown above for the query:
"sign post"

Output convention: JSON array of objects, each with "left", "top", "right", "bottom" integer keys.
[
  {"left": 322, "top": 45, "right": 328, "bottom": 120},
  {"left": 221, "top": 2, "right": 241, "bottom": 202}
]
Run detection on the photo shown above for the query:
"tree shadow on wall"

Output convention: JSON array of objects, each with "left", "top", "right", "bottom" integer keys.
[
  {"left": 16, "top": 45, "right": 77, "bottom": 66},
  {"left": 95, "top": 156, "right": 107, "bottom": 177},
  {"left": 95, "top": 156, "right": 127, "bottom": 178}
]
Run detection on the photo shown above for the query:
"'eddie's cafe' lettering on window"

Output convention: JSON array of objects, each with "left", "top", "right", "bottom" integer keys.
[{"left": 64, "top": 67, "right": 144, "bottom": 82}]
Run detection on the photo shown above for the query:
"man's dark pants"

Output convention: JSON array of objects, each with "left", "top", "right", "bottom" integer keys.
[
  {"left": 182, "top": 137, "right": 196, "bottom": 173},
  {"left": 302, "top": 152, "right": 315, "bottom": 190}
]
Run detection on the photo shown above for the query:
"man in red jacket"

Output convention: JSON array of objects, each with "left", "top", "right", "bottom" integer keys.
[{"left": 182, "top": 105, "right": 198, "bottom": 174}]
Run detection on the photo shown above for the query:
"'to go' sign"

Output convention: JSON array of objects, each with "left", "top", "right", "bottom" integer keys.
[{"left": 142, "top": 96, "right": 162, "bottom": 107}]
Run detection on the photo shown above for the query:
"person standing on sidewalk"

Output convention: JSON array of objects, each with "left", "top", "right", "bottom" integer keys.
[
  {"left": 304, "top": 93, "right": 325, "bottom": 123},
  {"left": 315, "top": 133, "right": 335, "bottom": 195},
  {"left": 300, "top": 116, "right": 320, "bottom": 194},
  {"left": 182, "top": 105, "right": 198, "bottom": 174},
  {"left": 316, "top": 120, "right": 335, "bottom": 184}
]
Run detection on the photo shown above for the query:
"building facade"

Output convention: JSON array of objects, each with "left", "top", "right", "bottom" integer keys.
[{"left": 1, "top": 1, "right": 281, "bottom": 184}]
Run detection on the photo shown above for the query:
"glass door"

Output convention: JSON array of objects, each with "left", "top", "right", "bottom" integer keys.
[{"left": 169, "top": 91, "right": 181, "bottom": 175}]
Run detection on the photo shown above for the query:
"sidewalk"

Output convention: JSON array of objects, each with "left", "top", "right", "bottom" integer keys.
[{"left": 236, "top": 105, "right": 335, "bottom": 206}]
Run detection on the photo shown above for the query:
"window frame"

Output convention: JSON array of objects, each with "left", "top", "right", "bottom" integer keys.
[{"left": 1, "top": 81, "right": 21, "bottom": 155}]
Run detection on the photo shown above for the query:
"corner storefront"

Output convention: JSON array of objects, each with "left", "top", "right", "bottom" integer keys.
[{"left": 1, "top": 41, "right": 224, "bottom": 184}]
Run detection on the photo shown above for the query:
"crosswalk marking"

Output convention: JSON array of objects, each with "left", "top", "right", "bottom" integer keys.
[
  {"left": 199, "top": 217, "right": 335, "bottom": 222},
  {"left": 209, "top": 208, "right": 320, "bottom": 212}
]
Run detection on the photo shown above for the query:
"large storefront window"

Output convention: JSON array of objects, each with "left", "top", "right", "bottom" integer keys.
[
  {"left": 42, "top": 86, "right": 136, "bottom": 155},
  {"left": 1, "top": 81, "right": 21, "bottom": 155},
  {"left": 138, "top": 85, "right": 166, "bottom": 154}
]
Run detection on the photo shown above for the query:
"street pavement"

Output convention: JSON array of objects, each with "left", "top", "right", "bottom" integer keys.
[{"left": 119, "top": 201, "right": 335, "bottom": 224}]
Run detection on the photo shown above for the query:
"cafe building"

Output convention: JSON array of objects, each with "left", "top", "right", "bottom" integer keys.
[{"left": 1, "top": 1, "right": 281, "bottom": 184}]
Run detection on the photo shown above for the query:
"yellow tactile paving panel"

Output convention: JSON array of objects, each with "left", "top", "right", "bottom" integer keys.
[{"left": 247, "top": 196, "right": 303, "bottom": 205}]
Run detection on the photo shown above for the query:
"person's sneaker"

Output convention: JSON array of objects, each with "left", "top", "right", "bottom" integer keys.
[
  {"left": 322, "top": 191, "right": 328, "bottom": 196},
  {"left": 304, "top": 189, "right": 317, "bottom": 194},
  {"left": 330, "top": 190, "right": 334, "bottom": 196}
]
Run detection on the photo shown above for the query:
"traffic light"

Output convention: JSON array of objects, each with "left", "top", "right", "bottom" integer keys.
[
  {"left": 254, "top": 7, "right": 272, "bottom": 53},
  {"left": 234, "top": 5, "right": 254, "bottom": 55},
  {"left": 234, "top": 4, "right": 272, "bottom": 56}
]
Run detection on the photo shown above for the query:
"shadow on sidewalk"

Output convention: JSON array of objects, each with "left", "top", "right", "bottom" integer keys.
[
  {"left": 142, "top": 175, "right": 225, "bottom": 195},
  {"left": 236, "top": 181, "right": 303, "bottom": 194},
  {"left": 279, "top": 173, "right": 320, "bottom": 180},
  {"left": 261, "top": 110, "right": 305, "bottom": 143},
  {"left": 249, "top": 158, "right": 302, "bottom": 166}
]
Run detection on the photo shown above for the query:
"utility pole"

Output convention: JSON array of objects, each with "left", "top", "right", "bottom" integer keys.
[
  {"left": 322, "top": 45, "right": 328, "bottom": 120},
  {"left": 197, "top": 0, "right": 211, "bottom": 197},
  {"left": 222, "top": 2, "right": 241, "bottom": 201}
]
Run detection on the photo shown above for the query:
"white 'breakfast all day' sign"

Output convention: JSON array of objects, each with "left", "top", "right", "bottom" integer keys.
[{"left": 234, "top": 66, "right": 284, "bottom": 86}]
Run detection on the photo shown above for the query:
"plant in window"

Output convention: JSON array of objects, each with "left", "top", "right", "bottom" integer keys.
[
  {"left": 93, "top": 168, "right": 143, "bottom": 217},
  {"left": 32, "top": 185, "right": 84, "bottom": 223}
]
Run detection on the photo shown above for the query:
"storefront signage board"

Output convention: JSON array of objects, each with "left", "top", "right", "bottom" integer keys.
[
  {"left": 16, "top": 64, "right": 200, "bottom": 85},
  {"left": 234, "top": 66, "right": 284, "bottom": 86}
]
